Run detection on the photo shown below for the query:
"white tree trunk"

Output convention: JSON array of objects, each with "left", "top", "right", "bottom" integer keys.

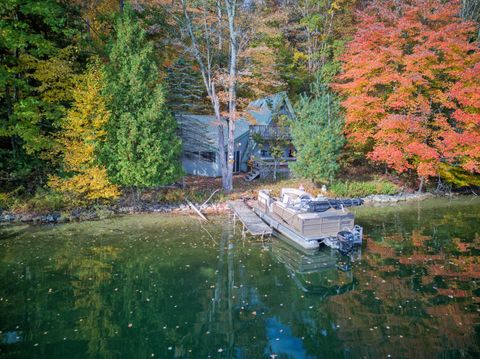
[{"left": 224, "top": 0, "right": 238, "bottom": 192}]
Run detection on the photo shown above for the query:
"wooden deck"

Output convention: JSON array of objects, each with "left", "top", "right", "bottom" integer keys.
[{"left": 228, "top": 200, "right": 273, "bottom": 237}]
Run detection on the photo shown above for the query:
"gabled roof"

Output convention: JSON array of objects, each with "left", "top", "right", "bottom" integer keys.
[
  {"left": 245, "top": 92, "right": 295, "bottom": 126},
  {"left": 176, "top": 92, "right": 294, "bottom": 152}
]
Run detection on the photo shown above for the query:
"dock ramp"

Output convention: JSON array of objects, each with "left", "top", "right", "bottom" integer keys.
[{"left": 228, "top": 200, "right": 273, "bottom": 237}]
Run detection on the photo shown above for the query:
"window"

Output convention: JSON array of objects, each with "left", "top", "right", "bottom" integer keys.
[
  {"left": 200, "top": 151, "right": 216, "bottom": 163},
  {"left": 184, "top": 151, "right": 199, "bottom": 160},
  {"left": 260, "top": 149, "right": 270, "bottom": 158}
]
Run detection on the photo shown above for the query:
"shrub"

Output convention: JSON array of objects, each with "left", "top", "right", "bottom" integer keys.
[
  {"left": 330, "top": 180, "right": 399, "bottom": 197},
  {"left": 94, "top": 206, "right": 115, "bottom": 220},
  {"left": 0, "top": 192, "right": 15, "bottom": 211},
  {"left": 11, "top": 190, "right": 66, "bottom": 214}
]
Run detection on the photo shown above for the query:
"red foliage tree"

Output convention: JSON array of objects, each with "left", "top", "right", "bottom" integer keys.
[
  {"left": 336, "top": 0, "right": 480, "bottom": 183},
  {"left": 444, "top": 63, "right": 480, "bottom": 173}
]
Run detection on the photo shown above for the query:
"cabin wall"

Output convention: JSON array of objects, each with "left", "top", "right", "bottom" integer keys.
[
  {"left": 181, "top": 151, "right": 221, "bottom": 177},
  {"left": 181, "top": 134, "right": 249, "bottom": 177},
  {"left": 182, "top": 158, "right": 220, "bottom": 177}
]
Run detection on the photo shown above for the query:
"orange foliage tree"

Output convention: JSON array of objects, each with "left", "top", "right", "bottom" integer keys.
[
  {"left": 336, "top": 0, "right": 480, "bottom": 186},
  {"left": 444, "top": 63, "right": 480, "bottom": 173}
]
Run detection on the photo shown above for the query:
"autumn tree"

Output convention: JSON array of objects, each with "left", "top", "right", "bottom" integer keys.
[
  {"left": 439, "top": 62, "right": 480, "bottom": 187},
  {"left": 293, "top": 0, "right": 354, "bottom": 73},
  {"left": 0, "top": 0, "right": 83, "bottom": 189},
  {"left": 102, "top": 6, "right": 183, "bottom": 188},
  {"left": 461, "top": 0, "right": 480, "bottom": 40},
  {"left": 336, "top": 0, "right": 480, "bottom": 189},
  {"left": 49, "top": 62, "right": 119, "bottom": 202},
  {"left": 73, "top": 0, "right": 119, "bottom": 43},
  {"left": 264, "top": 0, "right": 358, "bottom": 95}
]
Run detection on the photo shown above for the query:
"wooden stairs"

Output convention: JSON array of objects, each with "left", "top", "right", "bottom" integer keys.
[{"left": 244, "top": 168, "right": 260, "bottom": 182}]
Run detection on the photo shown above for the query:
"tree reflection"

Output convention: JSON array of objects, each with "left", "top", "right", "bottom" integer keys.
[{"left": 0, "top": 199, "right": 479, "bottom": 358}]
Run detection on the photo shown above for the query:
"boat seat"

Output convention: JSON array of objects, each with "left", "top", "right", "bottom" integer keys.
[{"left": 281, "top": 188, "right": 313, "bottom": 206}]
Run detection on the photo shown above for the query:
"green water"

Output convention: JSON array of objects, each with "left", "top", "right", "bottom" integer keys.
[{"left": 1, "top": 198, "right": 479, "bottom": 358}]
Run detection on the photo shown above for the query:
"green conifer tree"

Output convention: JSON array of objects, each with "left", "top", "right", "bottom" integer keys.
[
  {"left": 102, "top": 6, "right": 182, "bottom": 187},
  {"left": 290, "top": 82, "right": 344, "bottom": 184}
]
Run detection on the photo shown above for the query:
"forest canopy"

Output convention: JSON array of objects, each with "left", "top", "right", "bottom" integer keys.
[{"left": 0, "top": 0, "right": 479, "bottom": 206}]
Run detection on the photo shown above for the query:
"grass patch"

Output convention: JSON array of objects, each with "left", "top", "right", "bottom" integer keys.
[
  {"left": 329, "top": 179, "right": 399, "bottom": 197},
  {"left": 141, "top": 188, "right": 229, "bottom": 205}
]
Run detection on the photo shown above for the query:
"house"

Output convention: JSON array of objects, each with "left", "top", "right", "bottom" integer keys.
[{"left": 176, "top": 92, "right": 295, "bottom": 178}]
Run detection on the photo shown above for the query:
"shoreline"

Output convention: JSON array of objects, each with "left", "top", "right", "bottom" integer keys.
[{"left": 0, "top": 191, "right": 447, "bottom": 225}]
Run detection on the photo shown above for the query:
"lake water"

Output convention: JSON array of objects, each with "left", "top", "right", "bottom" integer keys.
[{"left": 1, "top": 197, "right": 479, "bottom": 358}]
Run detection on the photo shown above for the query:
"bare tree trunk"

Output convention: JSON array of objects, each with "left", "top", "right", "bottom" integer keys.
[
  {"left": 181, "top": 0, "right": 228, "bottom": 189},
  {"left": 216, "top": 0, "right": 223, "bottom": 50},
  {"left": 224, "top": 0, "right": 238, "bottom": 193}
]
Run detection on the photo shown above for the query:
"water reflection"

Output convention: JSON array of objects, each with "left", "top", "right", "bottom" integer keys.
[
  {"left": 270, "top": 238, "right": 359, "bottom": 296},
  {"left": 0, "top": 197, "right": 479, "bottom": 358},
  {"left": 2, "top": 331, "right": 22, "bottom": 344}
]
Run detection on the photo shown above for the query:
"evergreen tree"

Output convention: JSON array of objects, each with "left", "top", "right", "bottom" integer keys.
[
  {"left": 290, "top": 82, "right": 344, "bottom": 184},
  {"left": 165, "top": 57, "right": 207, "bottom": 113},
  {"left": 102, "top": 7, "right": 182, "bottom": 187}
]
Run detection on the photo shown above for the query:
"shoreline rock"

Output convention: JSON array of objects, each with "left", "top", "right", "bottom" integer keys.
[
  {"left": 361, "top": 192, "right": 436, "bottom": 205},
  {"left": 0, "top": 201, "right": 231, "bottom": 225},
  {"left": 0, "top": 192, "right": 453, "bottom": 225}
]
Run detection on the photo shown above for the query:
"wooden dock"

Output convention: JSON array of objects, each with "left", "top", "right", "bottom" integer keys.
[{"left": 228, "top": 200, "right": 273, "bottom": 237}]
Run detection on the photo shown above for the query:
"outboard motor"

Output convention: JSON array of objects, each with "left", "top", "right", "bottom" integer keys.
[
  {"left": 337, "top": 231, "right": 354, "bottom": 253},
  {"left": 352, "top": 225, "right": 363, "bottom": 245}
]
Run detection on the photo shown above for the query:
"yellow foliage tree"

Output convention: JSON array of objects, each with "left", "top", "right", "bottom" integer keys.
[{"left": 49, "top": 62, "right": 119, "bottom": 202}]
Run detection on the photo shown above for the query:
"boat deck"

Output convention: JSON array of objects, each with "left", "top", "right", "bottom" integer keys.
[
  {"left": 252, "top": 204, "right": 320, "bottom": 252},
  {"left": 228, "top": 200, "right": 273, "bottom": 236}
]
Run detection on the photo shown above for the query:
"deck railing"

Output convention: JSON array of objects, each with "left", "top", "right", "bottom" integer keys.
[{"left": 249, "top": 125, "right": 292, "bottom": 140}]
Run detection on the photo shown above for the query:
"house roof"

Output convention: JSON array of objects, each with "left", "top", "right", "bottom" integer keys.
[
  {"left": 245, "top": 92, "right": 295, "bottom": 125},
  {"left": 176, "top": 92, "right": 294, "bottom": 152}
]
